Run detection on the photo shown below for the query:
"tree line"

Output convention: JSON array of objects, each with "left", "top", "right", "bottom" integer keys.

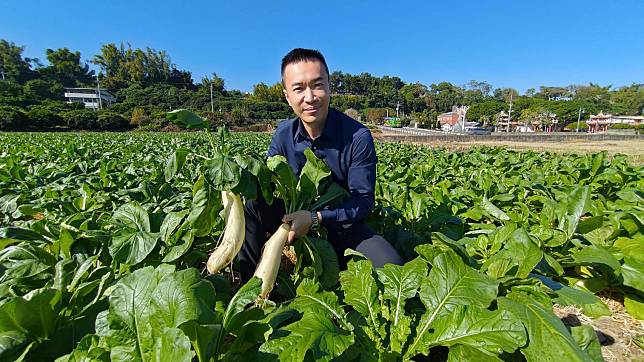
[{"left": 1, "top": 39, "right": 642, "bottom": 131}]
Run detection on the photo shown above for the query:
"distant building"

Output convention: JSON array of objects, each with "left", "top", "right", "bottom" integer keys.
[
  {"left": 438, "top": 106, "right": 469, "bottom": 132},
  {"left": 64, "top": 88, "right": 116, "bottom": 110},
  {"left": 495, "top": 111, "right": 513, "bottom": 132},
  {"left": 587, "top": 112, "right": 643, "bottom": 133}
]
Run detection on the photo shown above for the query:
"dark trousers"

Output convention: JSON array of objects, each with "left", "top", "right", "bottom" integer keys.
[{"left": 238, "top": 196, "right": 379, "bottom": 282}]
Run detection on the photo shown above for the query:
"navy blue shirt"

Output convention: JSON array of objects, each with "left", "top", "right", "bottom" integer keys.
[{"left": 267, "top": 108, "right": 377, "bottom": 227}]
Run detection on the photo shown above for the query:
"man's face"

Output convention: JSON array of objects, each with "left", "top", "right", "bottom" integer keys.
[{"left": 282, "top": 60, "right": 331, "bottom": 127}]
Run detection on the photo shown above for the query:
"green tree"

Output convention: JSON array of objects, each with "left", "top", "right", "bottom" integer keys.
[
  {"left": 493, "top": 88, "right": 519, "bottom": 102},
  {"left": 535, "top": 86, "right": 572, "bottom": 100},
  {"left": 130, "top": 107, "right": 149, "bottom": 126},
  {"left": 200, "top": 73, "right": 226, "bottom": 94},
  {"left": 399, "top": 83, "right": 428, "bottom": 113},
  {"left": 92, "top": 43, "right": 193, "bottom": 89},
  {"left": 25, "top": 105, "right": 64, "bottom": 128},
  {"left": 0, "top": 105, "right": 27, "bottom": 130},
  {"left": 0, "top": 39, "right": 37, "bottom": 83},
  {"left": 252, "top": 82, "right": 284, "bottom": 103},
  {"left": 97, "top": 110, "right": 128, "bottom": 130},
  {"left": 23, "top": 79, "right": 64, "bottom": 100},
  {"left": 572, "top": 83, "right": 611, "bottom": 110},
  {"left": 429, "top": 82, "right": 464, "bottom": 113},
  {"left": 61, "top": 109, "right": 98, "bottom": 129},
  {"left": 39, "top": 48, "right": 95, "bottom": 86},
  {"left": 610, "top": 83, "right": 643, "bottom": 115},
  {"left": 466, "top": 101, "right": 505, "bottom": 123},
  {"left": 463, "top": 80, "right": 492, "bottom": 105}
]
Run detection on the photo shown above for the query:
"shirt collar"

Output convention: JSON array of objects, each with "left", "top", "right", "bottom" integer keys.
[{"left": 294, "top": 108, "right": 339, "bottom": 144}]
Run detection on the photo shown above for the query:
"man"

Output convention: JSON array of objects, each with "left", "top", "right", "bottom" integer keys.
[{"left": 238, "top": 48, "right": 402, "bottom": 281}]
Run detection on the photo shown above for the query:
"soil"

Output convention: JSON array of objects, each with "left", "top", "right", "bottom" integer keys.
[
  {"left": 553, "top": 296, "right": 644, "bottom": 362},
  {"left": 377, "top": 134, "right": 644, "bottom": 164}
]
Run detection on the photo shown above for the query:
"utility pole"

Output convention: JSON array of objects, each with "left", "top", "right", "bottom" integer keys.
[
  {"left": 210, "top": 80, "right": 214, "bottom": 113},
  {"left": 576, "top": 107, "right": 583, "bottom": 133},
  {"left": 0, "top": 67, "right": 5, "bottom": 81},
  {"left": 461, "top": 107, "right": 466, "bottom": 134},
  {"left": 507, "top": 92, "right": 513, "bottom": 132},
  {"left": 96, "top": 74, "right": 103, "bottom": 111}
]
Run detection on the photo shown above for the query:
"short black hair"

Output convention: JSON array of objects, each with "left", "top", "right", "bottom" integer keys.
[{"left": 281, "top": 48, "right": 329, "bottom": 82}]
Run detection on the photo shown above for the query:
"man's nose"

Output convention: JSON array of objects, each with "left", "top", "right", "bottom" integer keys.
[{"left": 304, "top": 87, "right": 315, "bottom": 102}]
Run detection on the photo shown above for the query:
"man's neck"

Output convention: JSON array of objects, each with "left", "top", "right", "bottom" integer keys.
[
  {"left": 301, "top": 109, "right": 330, "bottom": 140},
  {"left": 303, "top": 120, "right": 325, "bottom": 140}
]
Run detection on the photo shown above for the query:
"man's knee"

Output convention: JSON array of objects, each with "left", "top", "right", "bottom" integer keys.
[{"left": 355, "top": 235, "right": 403, "bottom": 267}]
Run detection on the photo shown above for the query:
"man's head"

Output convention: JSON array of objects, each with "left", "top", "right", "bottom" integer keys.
[{"left": 281, "top": 48, "right": 331, "bottom": 128}]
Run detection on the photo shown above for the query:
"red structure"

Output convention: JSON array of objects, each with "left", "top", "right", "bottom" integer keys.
[{"left": 587, "top": 112, "right": 643, "bottom": 133}]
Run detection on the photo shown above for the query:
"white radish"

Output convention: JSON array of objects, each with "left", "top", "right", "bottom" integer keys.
[
  {"left": 206, "top": 191, "right": 246, "bottom": 274},
  {"left": 254, "top": 222, "right": 291, "bottom": 299}
]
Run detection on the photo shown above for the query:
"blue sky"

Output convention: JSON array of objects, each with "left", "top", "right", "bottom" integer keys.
[{"left": 2, "top": 0, "right": 642, "bottom": 93}]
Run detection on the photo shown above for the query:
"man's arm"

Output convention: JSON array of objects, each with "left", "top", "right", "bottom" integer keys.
[
  {"left": 267, "top": 132, "right": 282, "bottom": 157},
  {"left": 319, "top": 128, "right": 377, "bottom": 226}
]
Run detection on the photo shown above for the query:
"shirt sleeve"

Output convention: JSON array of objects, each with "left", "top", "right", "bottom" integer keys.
[
  {"left": 319, "top": 128, "right": 377, "bottom": 226},
  {"left": 267, "top": 130, "right": 282, "bottom": 157}
]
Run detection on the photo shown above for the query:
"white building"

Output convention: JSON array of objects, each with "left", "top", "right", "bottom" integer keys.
[
  {"left": 64, "top": 88, "right": 116, "bottom": 110},
  {"left": 587, "top": 112, "right": 643, "bottom": 133}
]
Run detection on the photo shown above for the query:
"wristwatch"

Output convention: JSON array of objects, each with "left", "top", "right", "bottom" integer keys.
[{"left": 310, "top": 211, "right": 320, "bottom": 231}]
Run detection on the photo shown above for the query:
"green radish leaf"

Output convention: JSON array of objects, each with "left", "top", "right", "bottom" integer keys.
[
  {"left": 179, "top": 322, "right": 222, "bottom": 362},
  {"left": 376, "top": 257, "right": 426, "bottom": 353},
  {"left": 164, "top": 148, "right": 189, "bottom": 182},
  {"left": 406, "top": 251, "right": 498, "bottom": 357},
  {"left": 499, "top": 295, "right": 591, "bottom": 362},
  {"left": 376, "top": 258, "right": 426, "bottom": 326},
  {"left": 109, "top": 229, "right": 158, "bottom": 266},
  {"left": 308, "top": 237, "right": 339, "bottom": 289},
  {"left": 613, "top": 236, "right": 644, "bottom": 262},
  {"left": 259, "top": 312, "right": 354, "bottom": 362},
  {"left": 482, "top": 228, "right": 543, "bottom": 279},
  {"left": 188, "top": 176, "right": 222, "bottom": 237},
  {"left": 298, "top": 148, "right": 332, "bottom": 208},
  {"left": 623, "top": 293, "right": 644, "bottom": 320},
  {"left": 573, "top": 245, "right": 621, "bottom": 275},
  {"left": 223, "top": 277, "right": 263, "bottom": 331},
  {"left": 112, "top": 202, "right": 151, "bottom": 232},
  {"left": 152, "top": 327, "right": 192, "bottom": 362},
  {"left": 149, "top": 268, "right": 217, "bottom": 329},
  {"left": 235, "top": 154, "right": 273, "bottom": 204},
  {"left": 159, "top": 210, "right": 188, "bottom": 243},
  {"left": 290, "top": 279, "right": 352, "bottom": 331},
  {"left": 621, "top": 257, "right": 644, "bottom": 291},
  {"left": 421, "top": 306, "right": 526, "bottom": 355},
  {"left": 570, "top": 325, "right": 603, "bottom": 362},
  {"left": 531, "top": 274, "right": 610, "bottom": 317},
  {"left": 54, "top": 334, "right": 109, "bottom": 362},
  {"left": 166, "top": 109, "right": 209, "bottom": 129},
  {"left": 447, "top": 344, "right": 502, "bottom": 362},
  {"left": 0, "top": 288, "right": 61, "bottom": 340},
  {"left": 0, "top": 227, "right": 45, "bottom": 243},
  {"left": 560, "top": 186, "right": 591, "bottom": 238},
  {"left": 480, "top": 197, "right": 510, "bottom": 221},
  {"left": 339, "top": 259, "right": 380, "bottom": 329},
  {"left": 204, "top": 153, "right": 241, "bottom": 191}
]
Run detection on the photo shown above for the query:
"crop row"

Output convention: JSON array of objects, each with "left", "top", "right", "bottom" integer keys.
[{"left": 0, "top": 131, "right": 642, "bottom": 361}]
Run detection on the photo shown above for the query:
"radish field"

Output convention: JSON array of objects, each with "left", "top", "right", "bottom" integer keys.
[{"left": 0, "top": 131, "right": 642, "bottom": 362}]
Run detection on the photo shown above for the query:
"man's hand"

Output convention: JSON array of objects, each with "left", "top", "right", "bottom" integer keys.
[{"left": 282, "top": 210, "right": 313, "bottom": 244}]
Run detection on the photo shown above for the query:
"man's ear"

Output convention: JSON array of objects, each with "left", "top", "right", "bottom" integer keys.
[{"left": 283, "top": 89, "right": 292, "bottom": 107}]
